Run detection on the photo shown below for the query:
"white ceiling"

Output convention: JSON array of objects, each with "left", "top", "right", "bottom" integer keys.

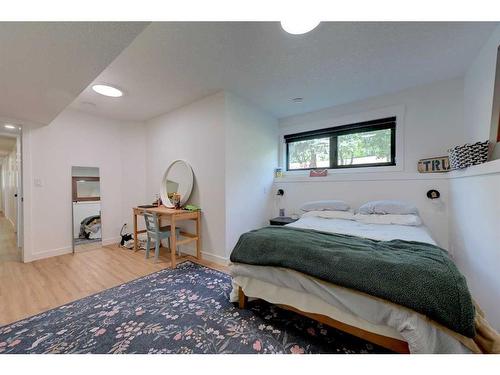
[
  {"left": 72, "top": 22, "right": 498, "bottom": 122},
  {"left": 0, "top": 22, "right": 148, "bottom": 126}
]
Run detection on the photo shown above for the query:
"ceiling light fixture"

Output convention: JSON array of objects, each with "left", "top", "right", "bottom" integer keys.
[
  {"left": 4, "top": 124, "right": 16, "bottom": 129},
  {"left": 92, "top": 84, "right": 123, "bottom": 98},
  {"left": 281, "top": 20, "right": 320, "bottom": 35},
  {"left": 292, "top": 97, "right": 304, "bottom": 104}
]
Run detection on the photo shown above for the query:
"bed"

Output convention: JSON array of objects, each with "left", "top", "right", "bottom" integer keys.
[{"left": 229, "top": 213, "right": 498, "bottom": 354}]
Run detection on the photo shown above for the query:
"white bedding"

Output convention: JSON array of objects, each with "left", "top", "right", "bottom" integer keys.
[
  {"left": 287, "top": 215, "right": 437, "bottom": 245},
  {"left": 230, "top": 215, "right": 471, "bottom": 353}
]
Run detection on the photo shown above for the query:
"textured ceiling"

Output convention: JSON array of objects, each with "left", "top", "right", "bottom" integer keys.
[
  {"left": 69, "top": 22, "right": 497, "bottom": 121},
  {"left": 0, "top": 22, "right": 148, "bottom": 126}
]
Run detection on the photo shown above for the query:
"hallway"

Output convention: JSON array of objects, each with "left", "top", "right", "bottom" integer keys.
[{"left": 0, "top": 213, "right": 20, "bottom": 262}]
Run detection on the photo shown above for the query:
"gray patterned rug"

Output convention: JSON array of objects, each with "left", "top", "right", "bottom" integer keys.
[{"left": 0, "top": 261, "right": 390, "bottom": 354}]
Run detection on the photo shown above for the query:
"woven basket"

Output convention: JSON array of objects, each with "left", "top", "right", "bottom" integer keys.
[{"left": 448, "top": 140, "right": 489, "bottom": 170}]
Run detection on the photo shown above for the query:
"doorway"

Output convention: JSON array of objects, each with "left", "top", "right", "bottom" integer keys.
[{"left": 0, "top": 127, "right": 23, "bottom": 262}]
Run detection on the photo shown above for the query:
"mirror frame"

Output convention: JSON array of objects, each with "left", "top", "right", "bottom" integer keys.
[{"left": 160, "top": 160, "right": 194, "bottom": 208}]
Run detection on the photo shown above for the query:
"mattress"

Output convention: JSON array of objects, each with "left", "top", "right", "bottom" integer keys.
[{"left": 230, "top": 215, "right": 471, "bottom": 353}]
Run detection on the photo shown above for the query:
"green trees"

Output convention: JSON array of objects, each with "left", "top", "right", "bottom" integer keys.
[
  {"left": 288, "top": 138, "right": 329, "bottom": 169},
  {"left": 288, "top": 129, "right": 391, "bottom": 169},
  {"left": 337, "top": 129, "right": 391, "bottom": 165}
]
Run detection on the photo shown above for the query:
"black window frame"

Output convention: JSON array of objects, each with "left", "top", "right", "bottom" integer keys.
[{"left": 285, "top": 117, "right": 396, "bottom": 171}]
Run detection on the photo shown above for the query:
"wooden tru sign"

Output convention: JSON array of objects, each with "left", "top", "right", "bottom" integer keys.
[{"left": 417, "top": 156, "right": 450, "bottom": 173}]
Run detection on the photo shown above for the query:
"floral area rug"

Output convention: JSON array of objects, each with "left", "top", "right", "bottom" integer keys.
[{"left": 0, "top": 261, "right": 391, "bottom": 354}]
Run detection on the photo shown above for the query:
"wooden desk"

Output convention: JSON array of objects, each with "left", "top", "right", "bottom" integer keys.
[{"left": 132, "top": 206, "right": 201, "bottom": 268}]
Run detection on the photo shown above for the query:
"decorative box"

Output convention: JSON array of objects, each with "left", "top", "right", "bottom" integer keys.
[{"left": 448, "top": 140, "right": 489, "bottom": 170}]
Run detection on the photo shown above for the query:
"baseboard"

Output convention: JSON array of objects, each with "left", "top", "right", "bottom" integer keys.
[
  {"left": 25, "top": 245, "right": 73, "bottom": 262},
  {"left": 172, "top": 246, "right": 229, "bottom": 266},
  {"left": 24, "top": 238, "right": 229, "bottom": 266},
  {"left": 25, "top": 237, "right": 120, "bottom": 262},
  {"left": 200, "top": 250, "right": 230, "bottom": 265}
]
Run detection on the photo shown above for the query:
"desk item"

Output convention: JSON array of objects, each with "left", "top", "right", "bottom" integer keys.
[
  {"left": 133, "top": 205, "right": 201, "bottom": 268},
  {"left": 160, "top": 160, "right": 194, "bottom": 208},
  {"left": 172, "top": 193, "right": 181, "bottom": 209},
  {"left": 184, "top": 204, "right": 201, "bottom": 211},
  {"left": 138, "top": 204, "right": 156, "bottom": 209}
]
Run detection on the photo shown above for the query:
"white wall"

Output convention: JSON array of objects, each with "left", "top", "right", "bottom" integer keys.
[
  {"left": 276, "top": 78, "right": 465, "bottom": 248},
  {"left": 449, "top": 24, "right": 500, "bottom": 329},
  {"left": 22, "top": 109, "right": 146, "bottom": 261},
  {"left": 144, "top": 92, "right": 279, "bottom": 262},
  {"left": 145, "top": 92, "right": 227, "bottom": 262},
  {"left": 464, "top": 24, "right": 500, "bottom": 149},
  {"left": 224, "top": 93, "right": 278, "bottom": 255},
  {"left": 448, "top": 162, "right": 500, "bottom": 330},
  {"left": 119, "top": 124, "right": 147, "bottom": 234}
]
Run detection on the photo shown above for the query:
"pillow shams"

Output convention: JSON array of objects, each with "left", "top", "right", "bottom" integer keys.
[
  {"left": 300, "top": 200, "right": 350, "bottom": 212},
  {"left": 358, "top": 200, "right": 418, "bottom": 215}
]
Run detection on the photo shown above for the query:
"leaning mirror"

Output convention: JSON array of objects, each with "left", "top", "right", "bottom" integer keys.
[
  {"left": 72, "top": 166, "right": 102, "bottom": 253},
  {"left": 160, "top": 160, "right": 194, "bottom": 208},
  {"left": 490, "top": 45, "right": 500, "bottom": 159}
]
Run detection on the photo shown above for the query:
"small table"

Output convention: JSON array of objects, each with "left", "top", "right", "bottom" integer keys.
[
  {"left": 133, "top": 206, "right": 201, "bottom": 268},
  {"left": 269, "top": 216, "right": 298, "bottom": 226}
]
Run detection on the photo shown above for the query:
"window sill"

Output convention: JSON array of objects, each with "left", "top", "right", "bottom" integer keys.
[
  {"left": 274, "top": 170, "right": 448, "bottom": 183},
  {"left": 274, "top": 159, "right": 500, "bottom": 183}
]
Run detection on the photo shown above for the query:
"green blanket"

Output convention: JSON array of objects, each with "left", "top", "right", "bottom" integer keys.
[{"left": 230, "top": 226, "right": 475, "bottom": 337}]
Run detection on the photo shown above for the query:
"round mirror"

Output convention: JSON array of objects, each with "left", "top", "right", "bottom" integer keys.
[{"left": 160, "top": 160, "right": 194, "bottom": 208}]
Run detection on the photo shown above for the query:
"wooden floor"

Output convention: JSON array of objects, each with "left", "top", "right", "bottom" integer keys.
[{"left": 0, "top": 214, "right": 227, "bottom": 326}]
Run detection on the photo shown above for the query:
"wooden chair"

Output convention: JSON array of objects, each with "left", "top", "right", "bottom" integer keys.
[{"left": 143, "top": 212, "right": 181, "bottom": 261}]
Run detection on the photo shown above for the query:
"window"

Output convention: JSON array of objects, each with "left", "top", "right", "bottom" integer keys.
[{"left": 285, "top": 117, "right": 396, "bottom": 171}]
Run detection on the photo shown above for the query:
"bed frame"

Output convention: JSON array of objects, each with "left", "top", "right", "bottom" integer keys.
[{"left": 238, "top": 287, "right": 410, "bottom": 354}]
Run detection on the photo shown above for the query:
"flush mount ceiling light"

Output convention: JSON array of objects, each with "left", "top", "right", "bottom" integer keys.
[
  {"left": 4, "top": 124, "right": 16, "bottom": 129},
  {"left": 92, "top": 84, "right": 123, "bottom": 98},
  {"left": 281, "top": 20, "right": 320, "bottom": 35}
]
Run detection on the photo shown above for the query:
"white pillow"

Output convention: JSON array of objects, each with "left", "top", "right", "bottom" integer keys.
[
  {"left": 358, "top": 200, "right": 418, "bottom": 215},
  {"left": 300, "top": 200, "right": 350, "bottom": 212},
  {"left": 302, "top": 210, "right": 356, "bottom": 221},
  {"left": 355, "top": 213, "right": 422, "bottom": 226}
]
